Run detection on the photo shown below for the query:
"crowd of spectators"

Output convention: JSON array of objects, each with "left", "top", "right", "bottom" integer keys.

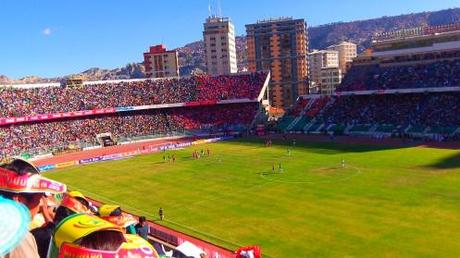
[
  {"left": 313, "top": 92, "right": 460, "bottom": 129},
  {"left": 0, "top": 103, "right": 258, "bottom": 158},
  {"left": 195, "top": 73, "right": 266, "bottom": 101},
  {"left": 0, "top": 72, "right": 267, "bottom": 118},
  {"left": 290, "top": 98, "right": 310, "bottom": 116},
  {"left": 169, "top": 103, "right": 258, "bottom": 131},
  {"left": 338, "top": 59, "right": 460, "bottom": 91},
  {"left": 0, "top": 160, "right": 166, "bottom": 258}
]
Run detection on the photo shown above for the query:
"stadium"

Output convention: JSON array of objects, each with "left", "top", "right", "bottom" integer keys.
[{"left": 1, "top": 23, "right": 460, "bottom": 258}]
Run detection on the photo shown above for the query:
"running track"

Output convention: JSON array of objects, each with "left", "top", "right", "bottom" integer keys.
[{"left": 33, "top": 137, "right": 193, "bottom": 167}]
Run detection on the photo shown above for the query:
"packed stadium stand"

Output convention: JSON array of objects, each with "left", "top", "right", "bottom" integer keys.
[
  {"left": 0, "top": 72, "right": 267, "bottom": 117},
  {"left": 0, "top": 72, "right": 269, "bottom": 159},
  {"left": 339, "top": 58, "right": 460, "bottom": 91},
  {"left": 278, "top": 24, "right": 460, "bottom": 141}
]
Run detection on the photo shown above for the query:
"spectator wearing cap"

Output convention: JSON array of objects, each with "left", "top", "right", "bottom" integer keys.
[
  {"left": 0, "top": 196, "right": 30, "bottom": 258},
  {"left": 0, "top": 159, "right": 66, "bottom": 258},
  {"left": 31, "top": 191, "right": 92, "bottom": 258},
  {"left": 98, "top": 204, "right": 137, "bottom": 234},
  {"left": 48, "top": 213, "right": 159, "bottom": 258}
]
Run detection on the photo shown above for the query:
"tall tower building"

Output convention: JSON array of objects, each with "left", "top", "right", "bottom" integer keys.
[
  {"left": 308, "top": 49, "right": 339, "bottom": 88},
  {"left": 143, "top": 45, "right": 179, "bottom": 78},
  {"left": 327, "top": 41, "right": 357, "bottom": 74},
  {"left": 203, "top": 16, "right": 238, "bottom": 75},
  {"left": 246, "top": 17, "right": 308, "bottom": 108}
]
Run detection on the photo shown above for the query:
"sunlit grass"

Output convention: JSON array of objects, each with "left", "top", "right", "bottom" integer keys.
[{"left": 45, "top": 138, "right": 460, "bottom": 257}]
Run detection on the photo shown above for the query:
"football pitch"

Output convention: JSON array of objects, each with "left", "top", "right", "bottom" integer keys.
[{"left": 45, "top": 138, "right": 460, "bottom": 257}]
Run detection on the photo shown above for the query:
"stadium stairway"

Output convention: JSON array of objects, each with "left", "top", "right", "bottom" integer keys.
[
  {"left": 300, "top": 97, "right": 335, "bottom": 133},
  {"left": 303, "top": 118, "right": 316, "bottom": 132},
  {"left": 404, "top": 125, "right": 413, "bottom": 134},
  {"left": 369, "top": 124, "right": 378, "bottom": 134},
  {"left": 302, "top": 121, "right": 324, "bottom": 134},
  {"left": 276, "top": 116, "right": 296, "bottom": 131},
  {"left": 286, "top": 116, "right": 302, "bottom": 131},
  {"left": 453, "top": 127, "right": 460, "bottom": 136},
  {"left": 344, "top": 124, "right": 354, "bottom": 134},
  {"left": 289, "top": 116, "right": 311, "bottom": 132},
  {"left": 249, "top": 109, "right": 268, "bottom": 129},
  {"left": 314, "top": 123, "right": 325, "bottom": 133},
  {"left": 301, "top": 98, "right": 317, "bottom": 115}
]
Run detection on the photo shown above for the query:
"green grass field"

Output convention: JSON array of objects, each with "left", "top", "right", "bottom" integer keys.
[{"left": 45, "top": 138, "right": 460, "bottom": 257}]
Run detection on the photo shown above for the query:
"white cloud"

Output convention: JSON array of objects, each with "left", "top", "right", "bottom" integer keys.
[{"left": 42, "top": 28, "right": 52, "bottom": 36}]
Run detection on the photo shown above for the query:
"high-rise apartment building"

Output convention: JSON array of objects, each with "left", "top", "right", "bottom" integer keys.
[
  {"left": 308, "top": 49, "right": 339, "bottom": 88},
  {"left": 319, "top": 67, "right": 342, "bottom": 95},
  {"left": 203, "top": 16, "right": 238, "bottom": 75},
  {"left": 327, "top": 41, "right": 357, "bottom": 74},
  {"left": 246, "top": 17, "right": 309, "bottom": 108},
  {"left": 143, "top": 45, "right": 179, "bottom": 78}
]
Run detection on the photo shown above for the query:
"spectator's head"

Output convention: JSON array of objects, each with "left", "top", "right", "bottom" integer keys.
[
  {"left": 53, "top": 214, "right": 159, "bottom": 257},
  {"left": 79, "top": 230, "right": 126, "bottom": 251},
  {"left": 0, "top": 159, "right": 66, "bottom": 217},
  {"left": 1, "top": 158, "right": 40, "bottom": 175},
  {"left": 59, "top": 191, "right": 92, "bottom": 214},
  {"left": 139, "top": 216, "right": 146, "bottom": 225},
  {"left": 98, "top": 204, "right": 137, "bottom": 229},
  {"left": 53, "top": 191, "right": 93, "bottom": 226},
  {"left": 0, "top": 196, "right": 30, "bottom": 257},
  {"left": 68, "top": 191, "right": 90, "bottom": 208}
]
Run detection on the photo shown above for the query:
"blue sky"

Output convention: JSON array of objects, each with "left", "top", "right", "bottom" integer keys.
[{"left": 0, "top": 0, "right": 458, "bottom": 78}]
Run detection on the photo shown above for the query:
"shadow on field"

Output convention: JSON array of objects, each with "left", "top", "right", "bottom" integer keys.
[
  {"left": 426, "top": 152, "right": 460, "bottom": 169},
  {"left": 226, "top": 136, "right": 406, "bottom": 154}
]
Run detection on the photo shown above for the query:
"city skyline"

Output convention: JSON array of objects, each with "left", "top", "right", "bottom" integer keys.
[{"left": 0, "top": 0, "right": 458, "bottom": 78}]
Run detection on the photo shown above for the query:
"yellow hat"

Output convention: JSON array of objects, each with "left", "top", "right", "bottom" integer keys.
[
  {"left": 98, "top": 204, "right": 137, "bottom": 228},
  {"left": 52, "top": 213, "right": 158, "bottom": 258},
  {"left": 68, "top": 191, "right": 86, "bottom": 199},
  {"left": 98, "top": 204, "right": 120, "bottom": 217},
  {"left": 53, "top": 213, "right": 122, "bottom": 249},
  {"left": 57, "top": 233, "right": 159, "bottom": 258}
]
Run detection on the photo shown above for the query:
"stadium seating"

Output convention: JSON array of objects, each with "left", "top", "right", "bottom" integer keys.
[
  {"left": 338, "top": 59, "right": 460, "bottom": 91},
  {"left": 0, "top": 72, "right": 267, "bottom": 159},
  {"left": 0, "top": 103, "right": 258, "bottom": 159},
  {"left": 281, "top": 92, "right": 460, "bottom": 139},
  {"left": 0, "top": 72, "right": 267, "bottom": 118},
  {"left": 289, "top": 116, "right": 311, "bottom": 131},
  {"left": 276, "top": 116, "right": 295, "bottom": 131}
]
